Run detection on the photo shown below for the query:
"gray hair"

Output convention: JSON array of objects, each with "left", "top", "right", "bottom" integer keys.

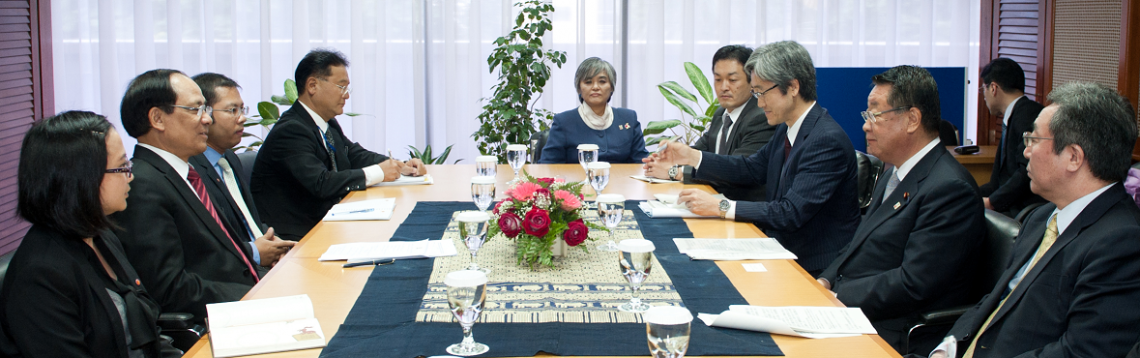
[
  {"left": 1046, "top": 82, "right": 1138, "bottom": 182},
  {"left": 574, "top": 57, "right": 617, "bottom": 103},
  {"left": 744, "top": 41, "right": 817, "bottom": 101}
]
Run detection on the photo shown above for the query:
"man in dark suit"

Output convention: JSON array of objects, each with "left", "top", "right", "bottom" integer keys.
[
  {"left": 817, "top": 66, "right": 985, "bottom": 355},
  {"left": 927, "top": 82, "right": 1140, "bottom": 358},
  {"left": 110, "top": 69, "right": 262, "bottom": 321},
  {"left": 653, "top": 41, "right": 860, "bottom": 276},
  {"left": 978, "top": 58, "right": 1045, "bottom": 216},
  {"left": 252, "top": 49, "right": 426, "bottom": 240},
  {"left": 189, "top": 73, "right": 295, "bottom": 269},
  {"left": 644, "top": 45, "right": 775, "bottom": 201}
]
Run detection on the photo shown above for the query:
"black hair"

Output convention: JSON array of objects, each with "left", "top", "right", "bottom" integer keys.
[
  {"left": 192, "top": 72, "right": 241, "bottom": 107},
  {"left": 18, "top": 111, "right": 116, "bottom": 238},
  {"left": 715, "top": 45, "right": 753, "bottom": 82},
  {"left": 871, "top": 65, "right": 942, "bottom": 136},
  {"left": 295, "top": 49, "right": 350, "bottom": 90},
  {"left": 1046, "top": 82, "right": 1138, "bottom": 182},
  {"left": 980, "top": 58, "right": 1026, "bottom": 93},
  {"left": 120, "top": 69, "right": 183, "bottom": 138}
]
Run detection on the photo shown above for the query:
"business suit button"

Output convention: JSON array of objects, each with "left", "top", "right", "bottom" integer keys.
[{"left": 836, "top": 275, "right": 844, "bottom": 282}]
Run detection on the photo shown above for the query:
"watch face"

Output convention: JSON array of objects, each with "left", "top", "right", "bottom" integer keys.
[{"left": 719, "top": 200, "right": 730, "bottom": 211}]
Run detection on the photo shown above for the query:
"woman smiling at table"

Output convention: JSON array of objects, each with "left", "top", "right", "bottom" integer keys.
[{"left": 538, "top": 57, "right": 650, "bottom": 164}]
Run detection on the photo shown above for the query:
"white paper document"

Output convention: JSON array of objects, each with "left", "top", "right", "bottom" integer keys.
[
  {"left": 322, "top": 198, "right": 396, "bottom": 221},
  {"left": 698, "top": 305, "right": 877, "bottom": 339},
  {"left": 673, "top": 238, "right": 798, "bottom": 260},
  {"left": 207, "top": 294, "right": 326, "bottom": 357},
  {"left": 631, "top": 175, "right": 679, "bottom": 184},
  {"left": 318, "top": 239, "right": 458, "bottom": 262},
  {"left": 638, "top": 200, "right": 718, "bottom": 218},
  {"left": 371, "top": 174, "right": 434, "bottom": 187}
]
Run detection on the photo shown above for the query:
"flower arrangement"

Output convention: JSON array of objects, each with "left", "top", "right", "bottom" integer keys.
[{"left": 487, "top": 170, "right": 608, "bottom": 269}]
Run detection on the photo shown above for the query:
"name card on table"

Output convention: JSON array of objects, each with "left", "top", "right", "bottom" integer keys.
[
  {"left": 206, "top": 294, "right": 325, "bottom": 357},
  {"left": 370, "top": 174, "right": 434, "bottom": 187}
]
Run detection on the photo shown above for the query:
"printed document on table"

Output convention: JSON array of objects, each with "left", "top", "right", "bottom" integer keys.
[
  {"left": 697, "top": 305, "right": 876, "bottom": 339},
  {"left": 318, "top": 239, "right": 457, "bottom": 262},
  {"left": 672, "top": 238, "right": 798, "bottom": 260},
  {"left": 207, "top": 294, "right": 325, "bottom": 357},
  {"left": 322, "top": 198, "right": 396, "bottom": 221},
  {"left": 631, "top": 175, "right": 679, "bottom": 184},
  {"left": 638, "top": 200, "right": 717, "bottom": 218},
  {"left": 371, "top": 174, "right": 434, "bottom": 187}
]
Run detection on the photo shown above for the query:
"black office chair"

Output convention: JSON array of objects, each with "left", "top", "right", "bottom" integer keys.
[
  {"left": 529, "top": 130, "right": 550, "bottom": 163},
  {"left": 903, "top": 209, "right": 1019, "bottom": 353},
  {"left": 939, "top": 120, "right": 959, "bottom": 146},
  {"left": 1013, "top": 202, "right": 1045, "bottom": 224},
  {"left": 854, "top": 151, "right": 885, "bottom": 213},
  {"left": 237, "top": 150, "right": 257, "bottom": 181}
]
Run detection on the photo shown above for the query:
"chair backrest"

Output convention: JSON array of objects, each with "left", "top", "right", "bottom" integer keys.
[
  {"left": 977, "top": 209, "right": 1020, "bottom": 296},
  {"left": 529, "top": 130, "right": 550, "bottom": 163},
  {"left": 939, "top": 120, "right": 959, "bottom": 146},
  {"left": 0, "top": 248, "right": 16, "bottom": 294},
  {"left": 236, "top": 150, "right": 257, "bottom": 181},
  {"left": 854, "top": 151, "right": 885, "bottom": 211}
]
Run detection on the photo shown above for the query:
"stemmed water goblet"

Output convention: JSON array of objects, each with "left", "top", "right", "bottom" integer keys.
[
  {"left": 645, "top": 306, "right": 693, "bottom": 358},
  {"left": 475, "top": 155, "right": 497, "bottom": 178},
  {"left": 587, "top": 161, "right": 610, "bottom": 203},
  {"left": 444, "top": 270, "right": 490, "bottom": 356},
  {"left": 577, "top": 144, "right": 599, "bottom": 182},
  {"left": 456, "top": 211, "right": 491, "bottom": 274},
  {"left": 471, "top": 176, "right": 496, "bottom": 212},
  {"left": 506, "top": 144, "right": 528, "bottom": 185},
  {"left": 617, "top": 239, "right": 655, "bottom": 313},
  {"left": 595, "top": 194, "right": 625, "bottom": 252}
]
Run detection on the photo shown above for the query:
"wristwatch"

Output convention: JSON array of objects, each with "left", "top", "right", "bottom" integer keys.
[
  {"left": 718, "top": 199, "right": 731, "bottom": 219},
  {"left": 668, "top": 165, "right": 680, "bottom": 180}
]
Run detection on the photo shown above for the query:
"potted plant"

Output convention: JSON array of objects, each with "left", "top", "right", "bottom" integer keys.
[{"left": 643, "top": 62, "right": 721, "bottom": 146}]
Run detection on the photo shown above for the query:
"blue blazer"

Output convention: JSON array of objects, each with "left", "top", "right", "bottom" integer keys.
[
  {"left": 693, "top": 104, "right": 860, "bottom": 273},
  {"left": 538, "top": 107, "right": 650, "bottom": 164}
]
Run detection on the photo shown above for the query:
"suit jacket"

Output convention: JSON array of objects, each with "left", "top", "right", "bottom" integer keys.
[
  {"left": 819, "top": 145, "right": 985, "bottom": 354},
  {"left": 537, "top": 107, "right": 650, "bottom": 164},
  {"left": 0, "top": 226, "right": 175, "bottom": 358},
  {"left": 979, "top": 97, "right": 1046, "bottom": 214},
  {"left": 945, "top": 184, "right": 1140, "bottom": 358},
  {"left": 110, "top": 145, "right": 258, "bottom": 321},
  {"left": 684, "top": 97, "right": 776, "bottom": 201},
  {"left": 693, "top": 104, "right": 860, "bottom": 273},
  {"left": 252, "top": 104, "right": 388, "bottom": 240},
  {"left": 190, "top": 151, "right": 270, "bottom": 275}
]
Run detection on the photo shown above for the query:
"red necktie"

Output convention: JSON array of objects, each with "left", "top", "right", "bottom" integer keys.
[
  {"left": 784, "top": 136, "right": 792, "bottom": 161},
  {"left": 187, "top": 167, "right": 259, "bottom": 283}
]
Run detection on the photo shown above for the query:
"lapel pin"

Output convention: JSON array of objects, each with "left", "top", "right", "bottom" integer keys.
[
  {"left": 893, "top": 202, "right": 901, "bottom": 210},
  {"left": 903, "top": 192, "right": 909, "bottom": 200}
]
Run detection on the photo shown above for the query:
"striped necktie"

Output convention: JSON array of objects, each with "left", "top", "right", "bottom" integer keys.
[{"left": 187, "top": 167, "right": 259, "bottom": 283}]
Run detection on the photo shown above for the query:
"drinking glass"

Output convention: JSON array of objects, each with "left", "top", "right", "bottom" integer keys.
[
  {"left": 617, "top": 239, "right": 655, "bottom": 313},
  {"left": 577, "top": 143, "right": 599, "bottom": 182},
  {"left": 471, "top": 176, "right": 496, "bottom": 212},
  {"left": 456, "top": 211, "right": 491, "bottom": 274},
  {"left": 595, "top": 194, "right": 625, "bottom": 252},
  {"left": 445, "top": 270, "right": 490, "bottom": 356},
  {"left": 645, "top": 306, "right": 693, "bottom": 358},
  {"left": 587, "top": 161, "right": 611, "bottom": 200},
  {"left": 506, "top": 144, "right": 528, "bottom": 185},
  {"left": 475, "top": 155, "right": 498, "bottom": 178}
]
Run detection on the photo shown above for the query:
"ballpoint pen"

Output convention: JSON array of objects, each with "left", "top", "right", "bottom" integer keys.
[
  {"left": 342, "top": 258, "right": 396, "bottom": 268},
  {"left": 330, "top": 208, "right": 375, "bottom": 216}
]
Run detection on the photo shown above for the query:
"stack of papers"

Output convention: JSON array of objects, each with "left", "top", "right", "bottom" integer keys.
[
  {"left": 630, "top": 175, "right": 679, "bottom": 184},
  {"left": 322, "top": 198, "right": 396, "bottom": 221},
  {"left": 371, "top": 174, "right": 434, "bottom": 187},
  {"left": 636, "top": 194, "right": 724, "bottom": 218},
  {"left": 206, "top": 294, "right": 326, "bottom": 357},
  {"left": 698, "top": 305, "right": 877, "bottom": 339},
  {"left": 318, "top": 239, "right": 457, "bottom": 263},
  {"left": 673, "top": 238, "right": 797, "bottom": 260}
]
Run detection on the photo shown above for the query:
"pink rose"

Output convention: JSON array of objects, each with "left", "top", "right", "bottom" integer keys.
[
  {"left": 498, "top": 211, "right": 523, "bottom": 238},
  {"left": 523, "top": 207, "right": 551, "bottom": 237},
  {"left": 554, "top": 190, "right": 581, "bottom": 210},
  {"left": 562, "top": 219, "right": 588, "bottom": 246},
  {"left": 509, "top": 182, "right": 542, "bottom": 201}
]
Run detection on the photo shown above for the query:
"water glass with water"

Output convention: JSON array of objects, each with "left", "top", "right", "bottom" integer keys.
[
  {"left": 595, "top": 194, "right": 625, "bottom": 252},
  {"left": 617, "top": 239, "right": 655, "bottom": 313},
  {"left": 645, "top": 306, "right": 693, "bottom": 358},
  {"left": 506, "top": 144, "right": 528, "bottom": 185},
  {"left": 471, "top": 176, "right": 496, "bottom": 212},
  {"left": 587, "top": 161, "right": 610, "bottom": 197},
  {"left": 445, "top": 270, "right": 490, "bottom": 356},
  {"left": 577, "top": 144, "right": 599, "bottom": 181},
  {"left": 456, "top": 211, "right": 491, "bottom": 274},
  {"left": 475, "top": 155, "right": 497, "bottom": 178}
]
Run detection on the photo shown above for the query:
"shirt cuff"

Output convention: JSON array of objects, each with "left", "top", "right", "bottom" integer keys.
[
  {"left": 693, "top": 151, "right": 704, "bottom": 169},
  {"left": 726, "top": 200, "right": 736, "bottom": 220},
  {"left": 363, "top": 164, "right": 385, "bottom": 186},
  {"left": 249, "top": 241, "right": 261, "bottom": 265}
]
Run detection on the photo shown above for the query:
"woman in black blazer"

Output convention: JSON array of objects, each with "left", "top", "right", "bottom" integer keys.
[{"left": 0, "top": 111, "right": 179, "bottom": 357}]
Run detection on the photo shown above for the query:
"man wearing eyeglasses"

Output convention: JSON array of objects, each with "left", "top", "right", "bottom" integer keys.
[
  {"left": 111, "top": 69, "right": 263, "bottom": 322},
  {"left": 977, "top": 58, "right": 1046, "bottom": 217},
  {"left": 816, "top": 66, "right": 985, "bottom": 355},
  {"left": 189, "top": 73, "right": 296, "bottom": 271},
  {"left": 253, "top": 49, "right": 427, "bottom": 241},
  {"left": 651, "top": 41, "right": 860, "bottom": 277}
]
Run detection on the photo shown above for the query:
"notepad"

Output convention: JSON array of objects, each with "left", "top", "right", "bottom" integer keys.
[
  {"left": 318, "top": 239, "right": 458, "bottom": 262},
  {"left": 698, "top": 305, "right": 877, "bottom": 339},
  {"left": 206, "top": 294, "right": 326, "bottom": 357},
  {"left": 371, "top": 174, "right": 434, "bottom": 187},
  {"left": 322, "top": 198, "right": 396, "bottom": 221}
]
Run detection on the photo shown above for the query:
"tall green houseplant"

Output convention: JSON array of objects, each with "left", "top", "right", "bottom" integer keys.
[
  {"left": 643, "top": 62, "right": 721, "bottom": 147},
  {"left": 472, "top": 0, "right": 567, "bottom": 162}
]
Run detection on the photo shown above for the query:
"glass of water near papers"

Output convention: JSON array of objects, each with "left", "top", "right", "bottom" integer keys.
[
  {"left": 470, "top": 176, "right": 496, "bottom": 212},
  {"left": 595, "top": 194, "right": 625, "bottom": 252},
  {"left": 457, "top": 211, "right": 492, "bottom": 274},
  {"left": 645, "top": 306, "right": 693, "bottom": 358},
  {"left": 617, "top": 239, "right": 655, "bottom": 313},
  {"left": 577, "top": 143, "right": 598, "bottom": 182},
  {"left": 445, "top": 270, "right": 490, "bottom": 356},
  {"left": 506, "top": 144, "right": 528, "bottom": 185},
  {"left": 587, "top": 161, "right": 610, "bottom": 197},
  {"left": 475, "top": 155, "right": 497, "bottom": 177}
]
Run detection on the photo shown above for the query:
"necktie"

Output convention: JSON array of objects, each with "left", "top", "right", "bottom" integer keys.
[
  {"left": 783, "top": 136, "right": 792, "bottom": 161},
  {"left": 217, "top": 158, "right": 265, "bottom": 239},
  {"left": 717, "top": 112, "right": 734, "bottom": 155},
  {"left": 882, "top": 168, "right": 901, "bottom": 204},
  {"left": 963, "top": 215, "right": 1058, "bottom": 358},
  {"left": 322, "top": 125, "right": 339, "bottom": 172},
  {"left": 186, "top": 167, "right": 259, "bottom": 283},
  {"left": 995, "top": 122, "right": 1007, "bottom": 169}
]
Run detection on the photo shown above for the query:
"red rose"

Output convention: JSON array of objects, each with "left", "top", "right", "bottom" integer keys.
[
  {"left": 562, "top": 219, "right": 588, "bottom": 246},
  {"left": 535, "top": 187, "right": 551, "bottom": 199},
  {"left": 523, "top": 207, "right": 551, "bottom": 237},
  {"left": 536, "top": 177, "right": 556, "bottom": 187},
  {"left": 498, "top": 211, "right": 523, "bottom": 238}
]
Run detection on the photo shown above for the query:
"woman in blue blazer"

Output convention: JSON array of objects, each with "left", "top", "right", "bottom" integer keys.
[{"left": 539, "top": 57, "right": 650, "bottom": 164}]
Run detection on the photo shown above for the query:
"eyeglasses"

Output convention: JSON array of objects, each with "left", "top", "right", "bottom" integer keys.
[
  {"left": 320, "top": 77, "right": 352, "bottom": 96},
  {"left": 751, "top": 84, "right": 779, "bottom": 99},
  {"left": 171, "top": 104, "right": 213, "bottom": 118},
  {"left": 105, "top": 161, "right": 133, "bottom": 178},
  {"left": 214, "top": 106, "right": 249, "bottom": 117},
  {"left": 861, "top": 106, "right": 910, "bottom": 124},
  {"left": 978, "top": 83, "right": 990, "bottom": 94},
  {"left": 1022, "top": 132, "right": 1054, "bottom": 147}
]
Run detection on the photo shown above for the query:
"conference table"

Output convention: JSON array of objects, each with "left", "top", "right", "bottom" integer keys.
[
  {"left": 184, "top": 164, "right": 902, "bottom": 358},
  {"left": 948, "top": 145, "right": 997, "bottom": 186}
]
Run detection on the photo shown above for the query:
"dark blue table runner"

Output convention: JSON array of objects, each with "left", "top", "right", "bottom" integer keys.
[{"left": 319, "top": 201, "right": 783, "bottom": 357}]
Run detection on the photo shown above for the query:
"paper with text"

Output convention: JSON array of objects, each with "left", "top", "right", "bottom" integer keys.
[
  {"left": 673, "top": 238, "right": 797, "bottom": 260},
  {"left": 207, "top": 294, "right": 325, "bottom": 357},
  {"left": 318, "top": 239, "right": 458, "bottom": 262},
  {"left": 698, "top": 305, "right": 876, "bottom": 339},
  {"left": 371, "top": 174, "right": 434, "bottom": 187},
  {"left": 322, "top": 198, "right": 396, "bottom": 221},
  {"left": 631, "top": 175, "right": 679, "bottom": 184}
]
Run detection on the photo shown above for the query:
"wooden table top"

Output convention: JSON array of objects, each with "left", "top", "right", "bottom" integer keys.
[
  {"left": 184, "top": 164, "right": 901, "bottom": 358},
  {"left": 948, "top": 145, "right": 997, "bottom": 164}
]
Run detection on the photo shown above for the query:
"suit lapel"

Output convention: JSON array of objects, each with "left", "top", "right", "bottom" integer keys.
[
  {"left": 189, "top": 155, "right": 242, "bottom": 226},
  {"left": 777, "top": 105, "right": 821, "bottom": 195},
  {"left": 284, "top": 104, "right": 338, "bottom": 172},
  {"left": 224, "top": 150, "right": 264, "bottom": 227},
  {"left": 725, "top": 97, "right": 760, "bottom": 154}
]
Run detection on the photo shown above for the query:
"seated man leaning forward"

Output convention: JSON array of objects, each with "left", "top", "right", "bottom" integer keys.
[
  {"left": 252, "top": 49, "right": 425, "bottom": 241},
  {"left": 650, "top": 41, "right": 860, "bottom": 277},
  {"left": 817, "top": 65, "right": 985, "bottom": 355}
]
